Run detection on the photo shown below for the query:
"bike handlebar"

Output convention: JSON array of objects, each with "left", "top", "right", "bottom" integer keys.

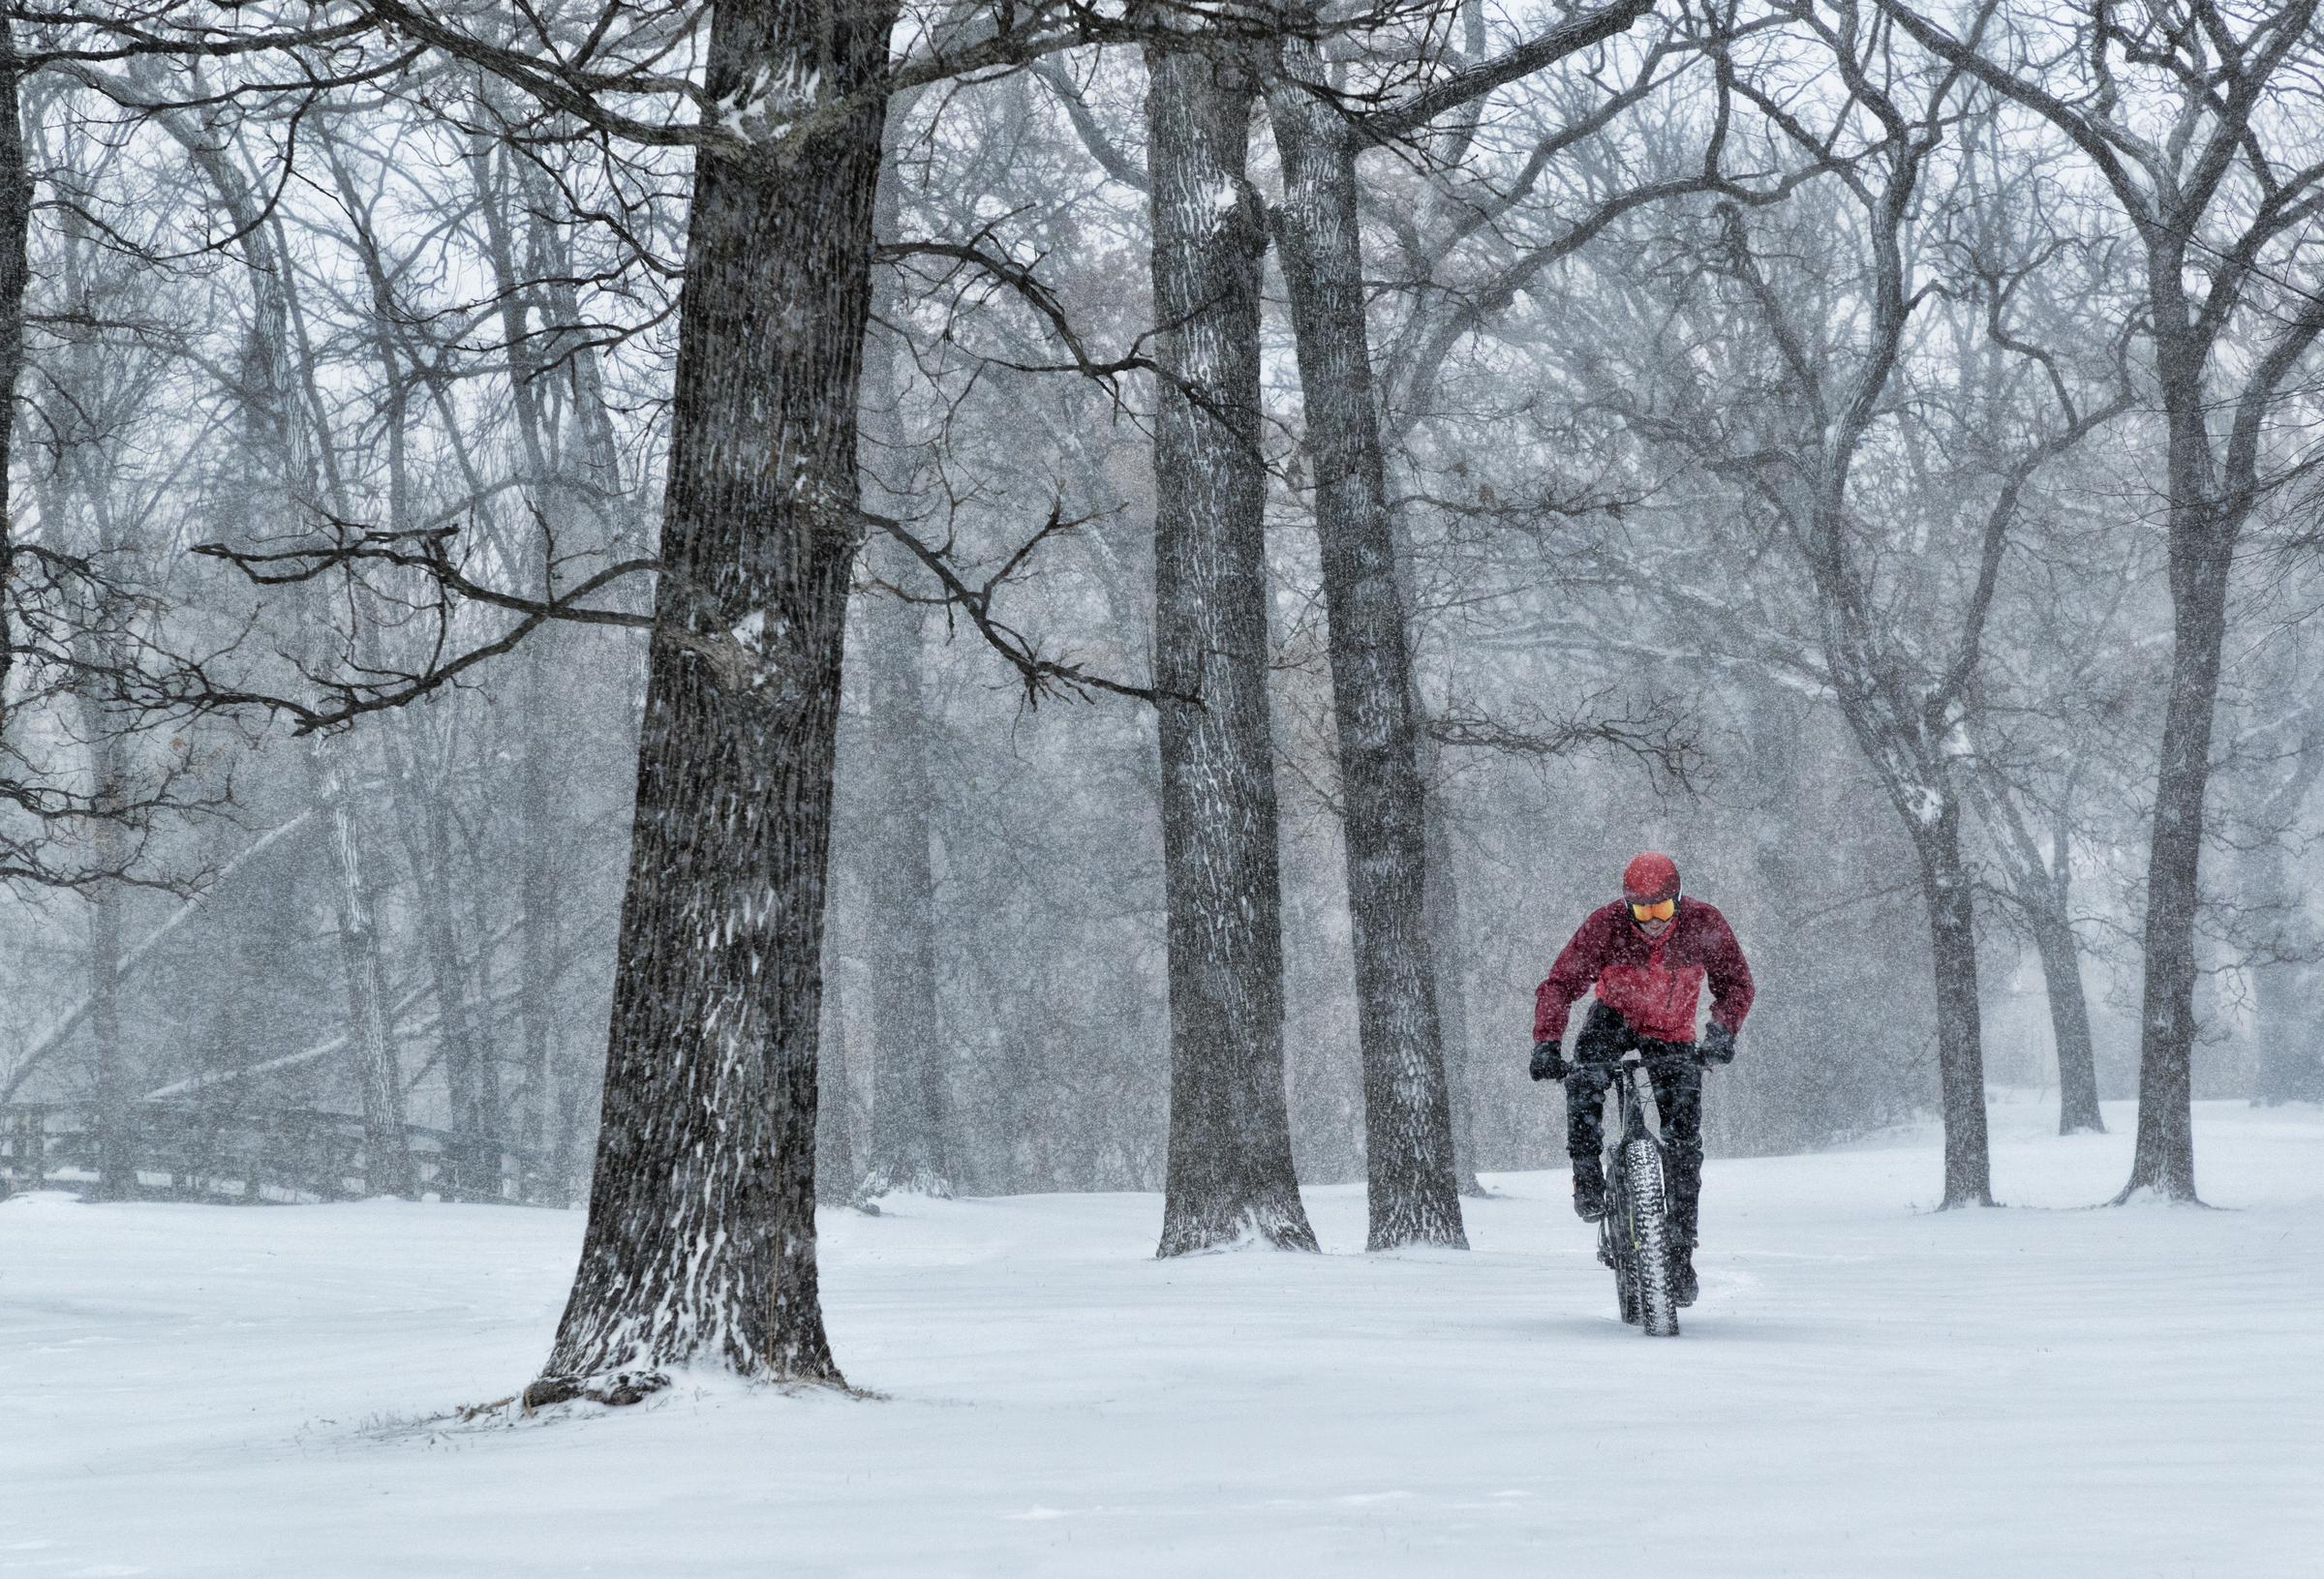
[{"left": 1567, "top": 1046, "right": 1707, "bottom": 1076}]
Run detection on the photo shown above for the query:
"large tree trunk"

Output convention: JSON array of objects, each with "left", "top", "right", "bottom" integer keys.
[
  {"left": 1909, "top": 805, "right": 1993, "bottom": 1207},
  {"left": 2116, "top": 308, "right": 2233, "bottom": 1203},
  {"left": 2121, "top": 515, "right": 2231, "bottom": 1199},
  {"left": 1147, "top": 36, "right": 1318, "bottom": 1258},
  {"left": 0, "top": 27, "right": 25, "bottom": 723},
  {"left": 1266, "top": 49, "right": 1465, "bottom": 1249},
  {"left": 533, "top": 0, "right": 893, "bottom": 1393}
]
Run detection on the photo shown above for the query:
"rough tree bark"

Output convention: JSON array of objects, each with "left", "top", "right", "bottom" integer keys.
[
  {"left": 532, "top": 0, "right": 896, "bottom": 1393},
  {"left": 0, "top": 24, "right": 25, "bottom": 723},
  {"left": 1147, "top": 33, "right": 1318, "bottom": 1257},
  {"left": 2125, "top": 439, "right": 2231, "bottom": 1199},
  {"left": 1262, "top": 0, "right": 1654, "bottom": 1218},
  {"left": 1266, "top": 33, "right": 1465, "bottom": 1250},
  {"left": 1906, "top": 807, "right": 1992, "bottom": 1204}
]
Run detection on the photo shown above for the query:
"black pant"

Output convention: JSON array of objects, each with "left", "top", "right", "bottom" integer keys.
[{"left": 1566, "top": 1002, "right": 1705, "bottom": 1249}]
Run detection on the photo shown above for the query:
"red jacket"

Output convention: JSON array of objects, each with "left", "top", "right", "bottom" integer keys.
[{"left": 1534, "top": 897, "right": 1755, "bottom": 1045}]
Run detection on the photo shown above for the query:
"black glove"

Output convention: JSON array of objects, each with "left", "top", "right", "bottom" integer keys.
[
  {"left": 1530, "top": 1039, "right": 1568, "bottom": 1082},
  {"left": 1700, "top": 1021, "right": 1737, "bottom": 1065}
]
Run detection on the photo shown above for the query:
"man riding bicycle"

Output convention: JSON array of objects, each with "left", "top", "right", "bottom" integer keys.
[{"left": 1530, "top": 852, "right": 1755, "bottom": 1307}]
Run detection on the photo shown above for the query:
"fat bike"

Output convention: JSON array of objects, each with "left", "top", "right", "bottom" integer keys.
[{"left": 1585, "top": 1049, "right": 1696, "bottom": 1338}]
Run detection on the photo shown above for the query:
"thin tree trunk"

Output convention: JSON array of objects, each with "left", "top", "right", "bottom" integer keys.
[
  {"left": 84, "top": 758, "right": 130, "bottom": 1199},
  {"left": 386, "top": 730, "right": 500, "bottom": 1199},
  {"left": 2031, "top": 895, "right": 2104, "bottom": 1136},
  {"left": 1911, "top": 806, "right": 1993, "bottom": 1207},
  {"left": 1147, "top": 34, "right": 1318, "bottom": 1258},
  {"left": 816, "top": 957, "right": 857, "bottom": 1206},
  {"left": 168, "top": 117, "right": 413, "bottom": 1199},
  {"left": 851, "top": 150, "right": 950, "bottom": 1201},
  {"left": 522, "top": 160, "right": 627, "bottom": 518},
  {"left": 31, "top": 281, "right": 137, "bottom": 1199},
  {"left": 514, "top": 642, "right": 571, "bottom": 1202},
  {"left": 533, "top": 0, "right": 894, "bottom": 1393},
  {"left": 1974, "top": 772, "right": 2105, "bottom": 1136},
  {"left": 1423, "top": 791, "right": 1485, "bottom": 1193},
  {"left": 310, "top": 736, "right": 416, "bottom": 1198},
  {"left": 852, "top": 544, "right": 951, "bottom": 1198},
  {"left": 1266, "top": 47, "right": 1465, "bottom": 1249},
  {"left": 2034, "top": 786, "right": 2105, "bottom": 1138},
  {"left": 472, "top": 128, "right": 588, "bottom": 1206}
]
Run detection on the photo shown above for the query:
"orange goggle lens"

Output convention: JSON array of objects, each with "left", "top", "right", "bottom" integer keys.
[{"left": 1629, "top": 897, "right": 1676, "bottom": 922}]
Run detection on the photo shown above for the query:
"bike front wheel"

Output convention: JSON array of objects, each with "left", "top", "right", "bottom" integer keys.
[
  {"left": 1618, "top": 1138, "right": 1680, "bottom": 1337},
  {"left": 1601, "top": 1213, "right": 1640, "bottom": 1324}
]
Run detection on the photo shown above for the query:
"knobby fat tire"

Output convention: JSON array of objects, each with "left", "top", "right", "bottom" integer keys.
[
  {"left": 1608, "top": 1209, "right": 1640, "bottom": 1324},
  {"left": 1622, "top": 1136, "right": 1680, "bottom": 1337}
]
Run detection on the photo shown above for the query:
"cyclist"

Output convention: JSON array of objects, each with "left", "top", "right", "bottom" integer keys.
[{"left": 1529, "top": 852, "right": 1754, "bottom": 1306}]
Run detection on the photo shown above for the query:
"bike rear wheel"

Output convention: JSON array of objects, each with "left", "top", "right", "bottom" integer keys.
[{"left": 1619, "top": 1138, "right": 1680, "bottom": 1337}]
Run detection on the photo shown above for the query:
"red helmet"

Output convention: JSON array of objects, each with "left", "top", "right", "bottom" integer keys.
[{"left": 1622, "top": 851, "right": 1680, "bottom": 905}]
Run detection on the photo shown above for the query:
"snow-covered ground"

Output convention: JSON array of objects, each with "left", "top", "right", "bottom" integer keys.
[{"left": 5, "top": 1095, "right": 2319, "bottom": 1577}]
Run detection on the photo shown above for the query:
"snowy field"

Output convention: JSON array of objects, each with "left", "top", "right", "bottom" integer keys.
[{"left": 5, "top": 1095, "right": 2319, "bottom": 1578}]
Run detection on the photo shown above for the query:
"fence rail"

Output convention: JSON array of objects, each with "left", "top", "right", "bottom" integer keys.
[{"left": 0, "top": 1102, "right": 556, "bottom": 1203}]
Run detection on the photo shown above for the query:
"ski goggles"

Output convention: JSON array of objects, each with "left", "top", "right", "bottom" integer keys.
[{"left": 1628, "top": 897, "right": 1677, "bottom": 922}]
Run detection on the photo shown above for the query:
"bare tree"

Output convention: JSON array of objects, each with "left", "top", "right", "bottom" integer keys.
[
  {"left": 1147, "top": 18, "right": 1319, "bottom": 1256},
  {"left": 1884, "top": 0, "right": 2324, "bottom": 1202},
  {"left": 1265, "top": 0, "right": 1667, "bottom": 1247}
]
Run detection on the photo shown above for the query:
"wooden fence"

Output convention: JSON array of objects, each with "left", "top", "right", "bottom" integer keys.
[{"left": 0, "top": 1102, "right": 553, "bottom": 1203}]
